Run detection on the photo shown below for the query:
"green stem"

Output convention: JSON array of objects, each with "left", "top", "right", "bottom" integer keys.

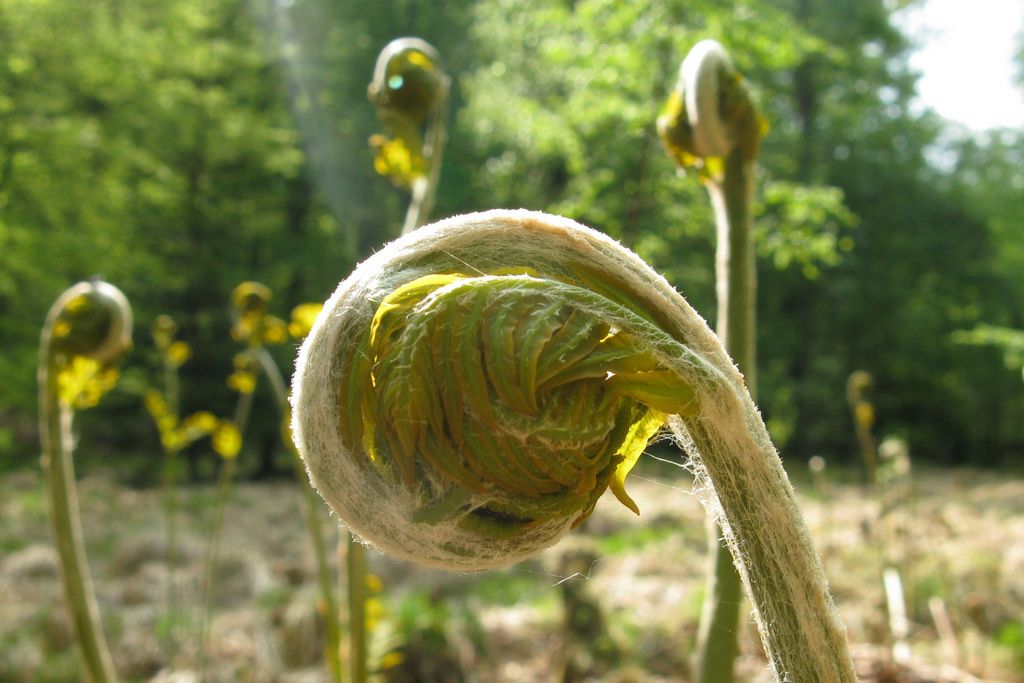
[
  {"left": 347, "top": 535, "right": 369, "bottom": 683},
  {"left": 696, "top": 520, "right": 744, "bottom": 683},
  {"left": 710, "top": 156, "right": 757, "bottom": 385},
  {"left": 401, "top": 88, "right": 448, "bottom": 235},
  {"left": 683, "top": 411, "right": 856, "bottom": 683},
  {"left": 165, "top": 355, "right": 180, "bottom": 418},
  {"left": 853, "top": 406, "right": 878, "bottom": 486},
  {"left": 196, "top": 378, "right": 254, "bottom": 674},
  {"left": 161, "top": 357, "right": 182, "bottom": 657},
  {"left": 39, "top": 360, "right": 119, "bottom": 683},
  {"left": 695, "top": 149, "right": 756, "bottom": 683},
  {"left": 252, "top": 348, "right": 287, "bottom": 411},
  {"left": 253, "top": 347, "right": 343, "bottom": 682},
  {"left": 161, "top": 445, "right": 180, "bottom": 656},
  {"left": 197, "top": 453, "right": 237, "bottom": 668},
  {"left": 290, "top": 447, "right": 344, "bottom": 681},
  {"left": 233, "top": 372, "right": 257, "bottom": 432}
]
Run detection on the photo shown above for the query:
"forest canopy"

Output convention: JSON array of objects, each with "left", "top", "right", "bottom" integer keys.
[{"left": 1, "top": 0, "right": 1022, "bottom": 472}]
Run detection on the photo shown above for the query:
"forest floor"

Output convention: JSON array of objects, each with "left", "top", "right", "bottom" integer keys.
[{"left": 1, "top": 459, "right": 1022, "bottom": 683}]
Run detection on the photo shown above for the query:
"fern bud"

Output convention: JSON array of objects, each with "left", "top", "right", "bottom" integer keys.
[
  {"left": 44, "top": 278, "right": 132, "bottom": 368},
  {"left": 291, "top": 210, "right": 856, "bottom": 682}
]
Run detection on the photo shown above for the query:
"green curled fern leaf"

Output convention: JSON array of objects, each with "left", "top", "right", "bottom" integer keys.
[{"left": 292, "top": 209, "right": 856, "bottom": 683}]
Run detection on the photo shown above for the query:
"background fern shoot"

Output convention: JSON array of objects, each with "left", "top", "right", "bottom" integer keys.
[
  {"left": 658, "top": 38, "right": 766, "bottom": 683},
  {"left": 39, "top": 279, "right": 132, "bottom": 683},
  {"left": 368, "top": 37, "right": 450, "bottom": 235}
]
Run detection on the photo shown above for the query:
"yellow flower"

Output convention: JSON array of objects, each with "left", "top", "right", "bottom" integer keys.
[
  {"left": 144, "top": 389, "right": 168, "bottom": 420},
  {"left": 365, "top": 596, "right": 384, "bottom": 632},
  {"left": 227, "top": 370, "right": 257, "bottom": 394},
  {"left": 261, "top": 316, "right": 288, "bottom": 345},
  {"left": 288, "top": 303, "right": 322, "bottom": 340},
  {"left": 212, "top": 421, "right": 242, "bottom": 459},
  {"left": 231, "top": 282, "right": 274, "bottom": 344},
  {"left": 181, "top": 411, "right": 218, "bottom": 438},
  {"left": 369, "top": 133, "right": 426, "bottom": 188},
  {"left": 57, "top": 356, "right": 120, "bottom": 409},
  {"left": 231, "top": 282, "right": 272, "bottom": 314},
  {"left": 231, "top": 311, "right": 261, "bottom": 344},
  {"left": 163, "top": 431, "right": 184, "bottom": 452},
  {"left": 228, "top": 352, "right": 260, "bottom": 393},
  {"left": 166, "top": 340, "right": 192, "bottom": 368},
  {"left": 379, "top": 651, "right": 405, "bottom": 670}
]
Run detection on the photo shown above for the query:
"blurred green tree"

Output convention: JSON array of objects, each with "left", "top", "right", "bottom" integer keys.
[
  {"left": 1, "top": 0, "right": 1020, "bottom": 468},
  {"left": 0, "top": 0, "right": 346, "bottom": 468}
]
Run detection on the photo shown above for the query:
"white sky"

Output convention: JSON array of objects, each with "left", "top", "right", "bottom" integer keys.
[{"left": 895, "top": 0, "right": 1024, "bottom": 131}]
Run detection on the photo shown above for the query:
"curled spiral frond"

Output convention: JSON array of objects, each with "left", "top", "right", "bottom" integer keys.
[
  {"left": 292, "top": 210, "right": 856, "bottom": 681},
  {"left": 42, "top": 279, "right": 133, "bottom": 410},
  {"left": 657, "top": 39, "right": 765, "bottom": 174},
  {"left": 368, "top": 37, "right": 448, "bottom": 125},
  {"left": 232, "top": 281, "right": 272, "bottom": 315},
  {"left": 231, "top": 281, "right": 288, "bottom": 346},
  {"left": 38, "top": 278, "right": 132, "bottom": 683},
  {"left": 367, "top": 36, "right": 450, "bottom": 231},
  {"left": 846, "top": 369, "right": 873, "bottom": 405},
  {"left": 44, "top": 278, "right": 133, "bottom": 369},
  {"left": 295, "top": 211, "right": 713, "bottom": 570},
  {"left": 292, "top": 210, "right": 731, "bottom": 565}
]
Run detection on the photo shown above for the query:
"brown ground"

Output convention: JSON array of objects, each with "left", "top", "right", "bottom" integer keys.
[{"left": 1, "top": 461, "right": 1021, "bottom": 682}]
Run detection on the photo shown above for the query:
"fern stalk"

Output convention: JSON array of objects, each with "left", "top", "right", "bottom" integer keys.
[
  {"left": 252, "top": 345, "right": 344, "bottom": 682},
  {"left": 291, "top": 209, "right": 858, "bottom": 682},
  {"left": 39, "top": 279, "right": 131, "bottom": 683}
]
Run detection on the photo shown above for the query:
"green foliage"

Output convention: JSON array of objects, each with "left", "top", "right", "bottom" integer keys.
[
  {"left": 996, "top": 620, "right": 1024, "bottom": 668},
  {"left": 954, "top": 325, "right": 1024, "bottom": 381},
  {"left": 465, "top": 569, "right": 556, "bottom": 609},
  {"left": 592, "top": 521, "right": 678, "bottom": 556},
  {"left": 0, "top": 0, "right": 350, "bottom": 464},
  {"left": 0, "top": 0, "right": 1020, "bottom": 468},
  {"left": 756, "top": 181, "right": 856, "bottom": 279}
]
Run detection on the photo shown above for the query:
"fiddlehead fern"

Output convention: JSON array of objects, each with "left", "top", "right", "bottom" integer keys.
[
  {"left": 363, "top": 39, "right": 450, "bottom": 680},
  {"left": 221, "top": 282, "right": 345, "bottom": 681},
  {"left": 39, "top": 279, "right": 132, "bottom": 683},
  {"left": 658, "top": 39, "right": 766, "bottom": 683},
  {"left": 368, "top": 37, "right": 450, "bottom": 234},
  {"left": 657, "top": 39, "right": 765, "bottom": 175},
  {"left": 292, "top": 209, "right": 857, "bottom": 682},
  {"left": 847, "top": 370, "right": 879, "bottom": 485}
]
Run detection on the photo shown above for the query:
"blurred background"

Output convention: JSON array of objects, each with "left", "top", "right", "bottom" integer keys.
[
  {"left": 0, "top": 0, "right": 1022, "bottom": 680},
  {"left": 1, "top": 0, "right": 1022, "bottom": 475}
]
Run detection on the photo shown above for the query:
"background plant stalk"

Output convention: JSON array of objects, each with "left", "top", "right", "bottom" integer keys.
[
  {"left": 695, "top": 149, "right": 757, "bottom": 683},
  {"left": 252, "top": 346, "right": 344, "bottom": 682},
  {"left": 401, "top": 92, "right": 447, "bottom": 236},
  {"left": 197, "top": 381, "right": 253, "bottom": 675},
  {"left": 39, "top": 357, "right": 119, "bottom": 683},
  {"left": 160, "top": 343, "right": 181, "bottom": 657}
]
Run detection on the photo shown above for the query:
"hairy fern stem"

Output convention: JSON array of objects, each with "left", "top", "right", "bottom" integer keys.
[
  {"left": 292, "top": 209, "right": 857, "bottom": 682},
  {"left": 39, "top": 280, "right": 131, "bottom": 683}
]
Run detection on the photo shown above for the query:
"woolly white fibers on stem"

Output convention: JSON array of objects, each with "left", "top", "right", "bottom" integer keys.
[{"left": 291, "top": 209, "right": 856, "bottom": 682}]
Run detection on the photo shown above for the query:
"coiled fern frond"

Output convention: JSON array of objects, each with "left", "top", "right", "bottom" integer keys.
[
  {"left": 657, "top": 39, "right": 766, "bottom": 178},
  {"left": 292, "top": 209, "right": 856, "bottom": 682},
  {"left": 40, "top": 278, "right": 132, "bottom": 683}
]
